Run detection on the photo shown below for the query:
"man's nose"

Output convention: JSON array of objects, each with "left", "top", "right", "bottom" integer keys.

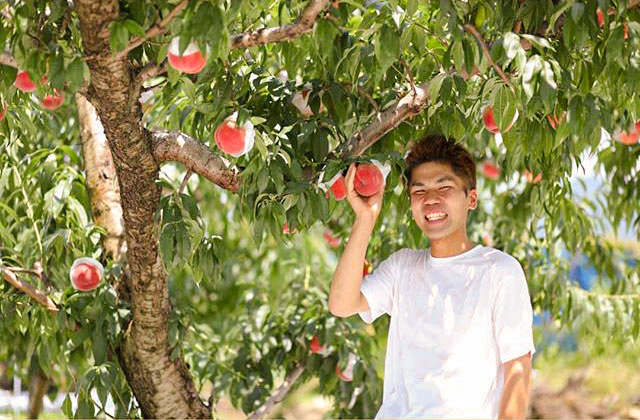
[{"left": 422, "top": 190, "right": 440, "bottom": 205}]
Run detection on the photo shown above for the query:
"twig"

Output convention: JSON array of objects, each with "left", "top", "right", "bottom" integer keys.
[
  {"left": 114, "top": 0, "right": 190, "bottom": 60},
  {"left": 399, "top": 58, "right": 416, "bottom": 95},
  {"left": 1, "top": 267, "right": 58, "bottom": 312},
  {"left": 179, "top": 170, "right": 193, "bottom": 194},
  {"left": 513, "top": 21, "right": 522, "bottom": 34},
  {"left": 231, "top": 0, "right": 329, "bottom": 49},
  {"left": 248, "top": 364, "right": 305, "bottom": 419},
  {"left": 463, "top": 24, "right": 511, "bottom": 85},
  {"left": 0, "top": 52, "right": 18, "bottom": 68},
  {"left": 341, "top": 83, "right": 379, "bottom": 113},
  {"left": 138, "top": 62, "right": 168, "bottom": 83}
]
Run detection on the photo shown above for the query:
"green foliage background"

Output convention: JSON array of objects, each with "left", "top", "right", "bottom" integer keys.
[{"left": 1, "top": 0, "right": 639, "bottom": 418}]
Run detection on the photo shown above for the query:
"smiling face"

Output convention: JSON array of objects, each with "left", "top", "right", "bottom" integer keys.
[{"left": 409, "top": 161, "right": 477, "bottom": 243}]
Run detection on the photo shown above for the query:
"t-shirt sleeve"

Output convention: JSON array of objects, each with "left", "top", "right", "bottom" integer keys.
[
  {"left": 358, "top": 250, "right": 402, "bottom": 324},
  {"left": 492, "top": 256, "right": 536, "bottom": 364}
]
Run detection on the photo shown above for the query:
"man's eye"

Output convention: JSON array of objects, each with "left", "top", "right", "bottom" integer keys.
[
  {"left": 439, "top": 186, "right": 451, "bottom": 191},
  {"left": 412, "top": 190, "right": 424, "bottom": 195}
]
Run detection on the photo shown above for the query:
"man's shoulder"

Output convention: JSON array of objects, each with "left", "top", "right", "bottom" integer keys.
[
  {"left": 377, "top": 248, "right": 425, "bottom": 270},
  {"left": 387, "top": 247, "right": 425, "bottom": 262},
  {"left": 477, "top": 246, "right": 525, "bottom": 275}
]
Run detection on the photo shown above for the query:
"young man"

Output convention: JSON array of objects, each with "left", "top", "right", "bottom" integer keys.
[{"left": 328, "top": 135, "right": 535, "bottom": 419}]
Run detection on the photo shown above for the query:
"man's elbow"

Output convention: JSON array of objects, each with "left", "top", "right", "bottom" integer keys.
[{"left": 328, "top": 301, "right": 352, "bottom": 318}]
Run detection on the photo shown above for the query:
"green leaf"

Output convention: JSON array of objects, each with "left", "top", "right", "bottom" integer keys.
[
  {"left": 61, "top": 394, "right": 73, "bottom": 418},
  {"left": 66, "top": 58, "right": 86, "bottom": 90},
  {"left": 451, "top": 41, "right": 464, "bottom": 73},
  {"left": 123, "top": 19, "right": 145, "bottom": 37},
  {"left": 571, "top": 2, "right": 585, "bottom": 23},
  {"left": 109, "top": 21, "right": 129, "bottom": 53},
  {"left": 521, "top": 55, "right": 542, "bottom": 100},
  {"left": 315, "top": 19, "right": 336, "bottom": 58},
  {"left": 312, "top": 128, "right": 329, "bottom": 162},
  {"left": 48, "top": 48, "right": 65, "bottom": 89},
  {"left": 92, "top": 325, "right": 107, "bottom": 365},
  {"left": 375, "top": 24, "right": 399, "bottom": 72}
]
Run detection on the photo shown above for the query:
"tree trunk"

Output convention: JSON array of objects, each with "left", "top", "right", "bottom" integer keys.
[
  {"left": 27, "top": 368, "right": 48, "bottom": 419},
  {"left": 75, "top": 1, "right": 210, "bottom": 417}
]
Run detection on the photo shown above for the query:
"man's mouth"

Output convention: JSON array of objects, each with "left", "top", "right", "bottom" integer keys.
[{"left": 425, "top": 211, "right": 447, "bottom": 222}]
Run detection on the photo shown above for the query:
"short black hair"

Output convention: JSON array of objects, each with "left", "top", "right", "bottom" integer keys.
[{"left": 404, "top": 134, "right": 476, "bottom": 192}]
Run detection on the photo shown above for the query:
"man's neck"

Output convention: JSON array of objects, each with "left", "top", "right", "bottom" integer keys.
[{"left": 429, "top": 234, "right": 475, "bottom": 258}]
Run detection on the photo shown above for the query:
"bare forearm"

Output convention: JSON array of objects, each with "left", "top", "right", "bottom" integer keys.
[
  {"left": 328, "top": 217, "right": 375, "bottom": 315},
  {"left": 499, "top": 356, "right": 531, "bottom": 419}
]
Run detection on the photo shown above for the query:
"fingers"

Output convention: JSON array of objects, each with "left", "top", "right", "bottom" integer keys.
[{"left": 345, "top": 163, "right": 356, "bottom": 194}]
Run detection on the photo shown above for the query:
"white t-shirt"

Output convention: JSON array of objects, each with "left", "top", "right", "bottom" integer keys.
[{"left": 359, "top": 245, "right": 535, "bottom": 419}]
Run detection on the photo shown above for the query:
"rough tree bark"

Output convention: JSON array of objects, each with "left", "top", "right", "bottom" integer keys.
[{"left": 75, "top": 0, "right": 210, "bottom": 417}]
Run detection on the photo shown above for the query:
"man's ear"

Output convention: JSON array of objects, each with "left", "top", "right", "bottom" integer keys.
[{"left": 468, "top": 189, "right": 478, "bottom": 210}]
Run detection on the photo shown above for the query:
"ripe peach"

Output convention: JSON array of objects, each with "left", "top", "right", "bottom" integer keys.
[
  {"left": 214, "top": 112, "right": 255, "bottom": 157},
  {"left": 41, "top": 90, "right": 65, "bottom": 110},
  {"left": 483, "top": 106, "right": 518, "bottom": 134},
  {"left": 617, "top": 130, "right": 639, "bottom": 145},
  {"left": 481, "top": 160, "right": 500, "bottom": 180},
  {"left": 624, "top": 22, "right": 629, "bottom": 39},
  {"left": 524, "top": 170, "right": 542, "bottom": 184},
  {"left": 336, "top": 353, "right": 357, "bottom": 382},
  {"left": 291, "top": 87, "right": 325, "bottom": 117},
  {"left": 483, "top": 107, "right": 499, "bottom": 133},
  {"left": 546, "top": 112, "right": 565, "bottom": 130},
  {"left": 282, "top": 223, "right": 291, "bottom": 235},
  {"left": 614, "top": 121, "right": 640, "bottom": 145},
  {"left": 167, "top": 37, "right": 207, "bottom": 74},
  {"left": 325, "top": 173, "right": 347, "bottom": 200},
  {"left": 69, "top": 257, "right": 104, "bottom": 292},
  {"left": 597, "top": 8, "right": 605, "bottom": 27},
  {"left": 15, "top": 71, "right": 37, "bottom": 92},
  {"left": 354, "top": 160, "right": 390, "bottom": 197},
  {"left": 0, "top": 106, "right": 6, "bottom": 121},
  {"left": 310, "top": 335, "right": 330, "bottom": 356},
  {"left": 323, "top": 230, "right": 341, "bottom": 248},
  {"left": 363, "top": 259, "right": 372, "bottom": 276}
]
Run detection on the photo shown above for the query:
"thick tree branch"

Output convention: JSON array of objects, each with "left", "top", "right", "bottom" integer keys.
[
  {"left": 337, "top": 80, "right": 431, "bottom": 159},
  {"left": 248, "top": 364, "right": 305, "bottom": 420},
  {"left": 231, "top": 0, "right": 330, "bottom": 49},
  {"left": 151, "top": 131, "right": 240, "bottom": 192},
  {"left": 0, "top": 267, "right": 58, "bottom": 312},
  {"left": 0, "top": 52, "right": 18, "bottom": 68},
  {"left": 115, "top": 0, "right": 189, "bottom": 60},
  {"left": 463, "top": 24, "right": 511, "bottom": 85}
]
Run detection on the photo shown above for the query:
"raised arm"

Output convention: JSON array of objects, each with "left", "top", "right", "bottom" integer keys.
[{"left": 328, "top": 163, "right": 383, "bottom": 317}]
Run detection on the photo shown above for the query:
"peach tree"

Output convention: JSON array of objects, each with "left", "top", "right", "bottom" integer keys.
[{"left": 1, "top": 0, "right": 639, "bottom": 418}]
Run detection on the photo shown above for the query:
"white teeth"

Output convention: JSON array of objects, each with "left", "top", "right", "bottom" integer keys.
[{"left": 426, "top": 212, "right": 446, "bottom": 221}]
